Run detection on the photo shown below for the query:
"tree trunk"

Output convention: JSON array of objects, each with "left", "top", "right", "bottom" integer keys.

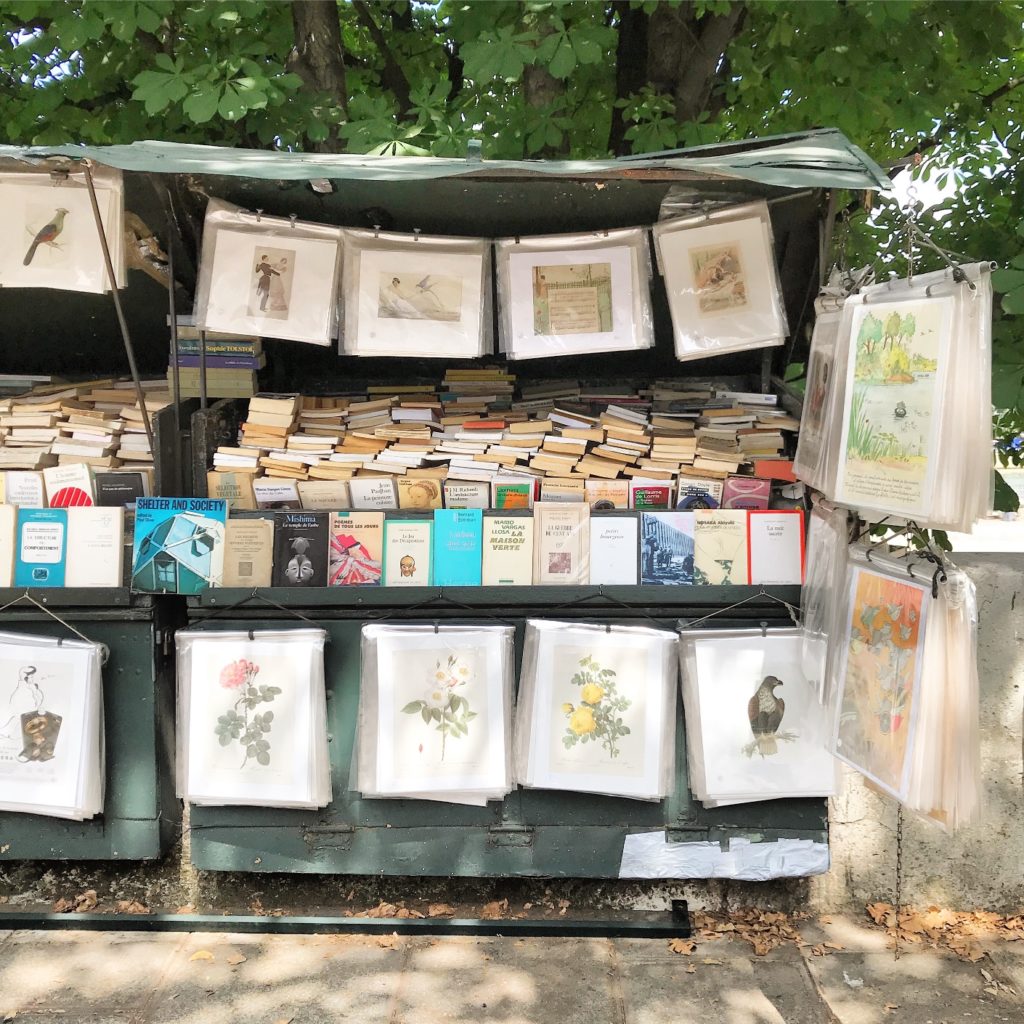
[
  {"left": 289, "top": 0, "right": 348, "bottom": 152},
  {"left": 608, "top": 1, "right": 649, "bottom": 155},
  {"left": 522, "top": 20, "right": 570, "bottom": 157}
]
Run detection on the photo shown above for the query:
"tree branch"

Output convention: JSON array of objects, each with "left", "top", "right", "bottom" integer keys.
[
  {"left": 672, "top": 3, "right": 747, "bottom": 125},
  {"left": 352, "top": 0, "right": 413, "bottom": 119}
]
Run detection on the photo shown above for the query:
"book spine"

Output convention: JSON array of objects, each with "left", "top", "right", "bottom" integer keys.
[
  {"left": 172, "top": 355, "right": 263, "bottom": 369},
  {"left": 174, "top": 340, "right": 262, "bottom": 356}
]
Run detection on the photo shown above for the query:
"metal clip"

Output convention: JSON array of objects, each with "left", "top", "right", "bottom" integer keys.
[
  {"left": 49, "top": 168, "right": 69, "bottom": 185},
  {"left": 433, "top": 620, "right": 439, "bottom": 634},
  {"left": 760, "top": 621, "right": 768, "bottom": 638},
  {"left": 255, "top": 208, "right": 263, "bottom": 222},
  {"left": 289, "top": 213, "right": 297, "bottom": 229},
  {"left": 373, "top": 224, "right": 381, "bottom": 238},
  {"left": 413, "top": 228, "right": 421, "bottom": 242}
]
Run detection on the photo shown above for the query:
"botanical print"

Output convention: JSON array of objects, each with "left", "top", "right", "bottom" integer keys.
[
  {"left": 214, "top": 658, "right": 282, "bottom": 768},
  {"left": 838, "top": 298, "right": 951, "bottom": 514},
  {"left": 378, "top": 272, "right": 462, "bottom": 322},
  {"left": 23, "top": 204, "right": 71, "bottom": 268},
  {"left": 560, "top": 654, "right": 631, "bottom": 758},
  {"left": 532, "top": 262, "right": 612, "bottom": 335},
  {"left": 400, "top": 654, "right": 477, "bottom": 760},
  {"left": 249, "top": 245, "right": 295, "bottom": 319},
  {"left": 544, "top": 637, "right": 649, "bottom": 779},
  {"left": 689, "top": 242, "right": 747, "bottom": 314},
  {"left": 835, "top": 568, "right": 928, "bottom": 798}
]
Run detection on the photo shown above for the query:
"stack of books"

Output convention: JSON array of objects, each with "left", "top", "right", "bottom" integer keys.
[
  {"left": 167, "top": 324, "right": 264, "bottom": 399},
  {"left": 205, "top": 375, "right": 801, "bottom": 512}
]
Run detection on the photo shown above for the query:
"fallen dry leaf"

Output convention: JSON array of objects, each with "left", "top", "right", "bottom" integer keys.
[
  {"left": 428, "top": 903, "right": 455, "bottom": 918},
  {"left": 4, "top": 1011, "right": 18, "bottom": 1022},
  {"left": 226, "top": 953, "right": 247, "bottom": 966},
  {"left": 174, "top": 904, "right": 195, "bottom": 915},
  {"left": 685, "top": 963, "right": 696, "bottom": 974},
  {"left": 356, "top": 902, "right": 399, "bottom": 919},
  {"left": 824, "top": 942, "right": 845, "bottom": 951},
  {"left": 375, "top": 935, "right": 400, "bottom": 950},
  {"left": 72, "top": 890, "right": 98, "bottom": 913},
  {"left": 52, "top": 898, "right": 73, "bottom": 914},
  {"left": 115, "top": 900, "right": 150, "bottom": 915},
  {"left": 480, "top": 899, "right": 509, "bottom": 920},
  {"left": 702, "top": 958, "right": 723, "bottom": 965},
  {"left": 883, "top": 1004, "right": 900, "bottom": 1014},
  {"left": 189, "top": 950, "right": 214, "bottom": 962},
  {"left": 396, "top": 907, "right": 425, "bottom": 919},
  {"left": 668, "top": 938, "right": 696, "bottom": 955}
]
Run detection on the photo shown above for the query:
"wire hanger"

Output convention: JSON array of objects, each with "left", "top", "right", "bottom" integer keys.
[
  {"left": 200, "top": 589, "right": 328, "bottom": 640},
  {"left": 366, "top": 590, "right": 517, "bottom": 629},
  {"left": 544, "top": 585, "right": 674, "bottom": 632},
  {"left": 677, "top": 587, "right": 801, "bottom": 631},
  {"left": 0, "top": 591, "right": 110, "bottom": 663}
]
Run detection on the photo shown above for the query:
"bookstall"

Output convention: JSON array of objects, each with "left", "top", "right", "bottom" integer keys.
[{"left": 0, "top": 130, "right": 947, "bottom": 880}]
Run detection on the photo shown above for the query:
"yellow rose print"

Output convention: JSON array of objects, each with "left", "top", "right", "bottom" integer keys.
[
  {"left": 580, "top": 683, "right": 604, "bottom": 705},
  {"left": 568, "top": 706, "right": 597, "bottom": 736},
  {"left": 561, "top": 702, "right": 574, "bottom": 715}
]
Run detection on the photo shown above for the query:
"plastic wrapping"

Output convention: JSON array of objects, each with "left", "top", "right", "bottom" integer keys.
[
  {"left": 494, "top": 227, "right": 654, "bottom": 359},
  {"left": 194, "top": 198, "right": 342, "bottom": 346},
  {"left": 0, "top": 630, "right": 105, "bottom": 820},
  {"left": 652, "top": 200, "right": 787, "bottom": 362},
  {"left": 514, "top": 619, "right": 677, "bottom": 801},
  {"left": 356, "top": 624, "right": 514, "bottom": 806},
  {"left": 338, "top": 228, "right": 492, "bottom": 358},
  {"left": 828, "top": 548, "right": 981, "bottom": 830},
  {"left": 815, "top": 264, "right": 993, "bottom": 531},
  {"left": 532, "top": 502, "right": 590, "bottom": 584},
  {"left": 0, "top": 164, "right": 125, "bottom": 293},
  {"left": 800, "top": 499, "right": 850, "bottom": 704},
  {"left": 175, "top": 628, "right": 331, "bottom": 808},
  {"left": 678, "top": 627, "right": 836, "bottom": 806}
]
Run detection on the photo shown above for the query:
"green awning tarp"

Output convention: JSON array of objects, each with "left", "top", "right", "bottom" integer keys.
[{"left": 0, "top": 127, "right": 890, "bottom": 192}]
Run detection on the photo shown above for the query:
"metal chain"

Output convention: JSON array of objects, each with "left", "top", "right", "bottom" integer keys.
[{"left": 894, "top": 805, "right": 904, "bottom": 960}]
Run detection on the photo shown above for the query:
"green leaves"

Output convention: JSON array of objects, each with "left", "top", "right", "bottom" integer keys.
[{"left": 461, "top": 25, "right": 538, "bottom": 82}]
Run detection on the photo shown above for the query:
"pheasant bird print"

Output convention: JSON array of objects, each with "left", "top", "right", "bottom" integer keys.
[{"left": 23, "top": 208, "right": 69, "bottom": 266}]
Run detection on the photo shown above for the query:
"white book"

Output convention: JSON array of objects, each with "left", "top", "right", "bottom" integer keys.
[
  {"left": 4, "top": 471, "right": 45, "bottom": 507},
  {"left": 747, "top": 510, "right": 804, "bottom": 585},
  {"left": 588, "top": 514, "right": 640, "bottom": 585},
  {"left": 0, "top": 504, "right": 14, "bottom": 585},
  {"left": 348, "top": 476, "right": 399, "bottom": 510},
  {"left": 297, "top": 479, "right": 351, "bottom": 510},
  {"left": 65, "top": 506, "right": 124, "bottom": 587},
  {"left": 482, "top": 514, "right": 534, "bottom": 586},
  {"left": 252, "top": 478, "right": 302, "bottom": 509},
  {"left": 42, "top": 463, "right": 96, "bottom": 506}
]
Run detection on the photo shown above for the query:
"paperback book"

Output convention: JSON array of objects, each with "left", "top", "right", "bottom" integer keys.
[
  {"left": 131, "top": 498, "right": 227, "bottom": 594},
  {"left": 272, "top": 511, "right": 330, "bottom": 587}
]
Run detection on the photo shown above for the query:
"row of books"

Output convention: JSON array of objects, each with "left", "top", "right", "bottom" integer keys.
[
  {"left": 166, "top": 327, "right": 264, "bottom": 399},
  {"left": 0, "top": 377, "right": 168, "bottom": 472},
  {"left": 208, "top": 374, "right": 800, "bottom": 513},
  {"left": 0, "top": 464, "right": 151, "bottom": 509},
  {"left": 126, "top": 499, "right": 805, "bottom": 593}
]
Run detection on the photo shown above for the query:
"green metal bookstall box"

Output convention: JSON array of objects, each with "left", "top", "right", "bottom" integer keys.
[{"left": 0, "top": 131, "right": 889, "bottom": 875}]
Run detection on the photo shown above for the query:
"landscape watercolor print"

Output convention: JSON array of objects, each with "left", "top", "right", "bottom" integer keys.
[
  {"left": 834, "top": 568, "right": 929, "bottom": 800},
  {"left": 836, "top": 297, "right": 953, "bottom": 517}
]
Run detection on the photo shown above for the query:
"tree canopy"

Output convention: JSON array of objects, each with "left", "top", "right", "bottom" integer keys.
[{"left": 0, "top": 0, "right": 1022, "bottom": 468}]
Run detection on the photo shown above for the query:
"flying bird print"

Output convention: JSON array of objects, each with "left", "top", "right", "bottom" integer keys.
[
  {"left": 23, "top": 208, "right": 69, "bottom": 266},
  {"left": 747, "top": 675, "right": 785, "bottom": 756}
]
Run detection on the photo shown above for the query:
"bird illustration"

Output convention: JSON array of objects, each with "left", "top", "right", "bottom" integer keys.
[
  {"left": 894, "top": 401, "right": 907, "bottom": 419},
  {"left": 23, "top": 208, "right": 69, "bottom": 266},
  {"left": 747, "top": 675, "right": 785, "bottom": 757}
]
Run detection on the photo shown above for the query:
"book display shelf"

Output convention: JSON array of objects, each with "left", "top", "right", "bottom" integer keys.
[{"left": 0, "top": 131, "right": 892, "bottom": 876}]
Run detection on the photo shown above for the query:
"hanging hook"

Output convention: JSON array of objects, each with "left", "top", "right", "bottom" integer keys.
[
  {"left": 289, "top": 213, "right": 297, "bottom": 229},
  {"left": 255, "top": 208, "right": 263, "bottom": 223}
]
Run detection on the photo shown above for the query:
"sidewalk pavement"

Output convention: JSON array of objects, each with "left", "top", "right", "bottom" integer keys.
[{"left": 0, "top": 915, "right": 1021, "bottom": 1024}]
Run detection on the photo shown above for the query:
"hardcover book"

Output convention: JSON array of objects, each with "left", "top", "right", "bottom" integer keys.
[
  {"left": 432, "top": 508, "right": 483, "bottom": 587},
  {"left": 640, "top": 511, "right": 694, "bottom": 585},
  {"left": 383, "top": 516, "right": 433, "bottom": 586},
  {"left": 676, "top": 476, "right": 725, "bottom": 510},
  {"left": 629, "top": 481, "right": 672, "bottom": 510},
  {"left": 296, "top": 479, "right": 351, "bottom": 510},
  {"left": 589, "top": 512, "right": 640, "bottom": 585},
  {"left": 533, "top": 503, "right": 589, "bottom": 585},
  {"left": 207, "top": 471, "right": 256, "bottom": 511},
  {"left": 747, "top": 509, "right": 805, "bottom": 585},
  {"left": 442, "top": 480, "right": 490, "bottom": 510},
  {"left": 482, "top": 513, "right": 535, "bottom": 586},
  {"left": 252, "top": 477, "right": 301, "bottom": 510},
  {"left": 721, "top": 475, "right": 771, "bottom": 510},
  {"left": 348, "top": 476, "right": 399, "bottom": 510},
  {"left": 222, "top": 518, "right": 274, "bottom": 588},
  {"left": 272, "top": 511, "right": 330, "bottom": 587},
  {"left": 329, "top": 511, "right": 383, "bottom": 586},
  {"left": 584, "top": 478, "right": 629, "bottom": 510},
  {"left": 94, "top": 471, "right": 150, "bottom": 507},
  {"left": 491, "top": 479, "right": 533, "bottom": 510},
  {"left": 64, "top": 507, "right": 124, "bottom": 588},
  {"left": 132, "top": 497, "right": 227, "bottom": 594},
  {"left": 42, "top": 464, "right": 95, "bottom": 508},
  {"left": 397, "top": 476, "right": 444, "bottom": 511},
  {"left": 15, "top": 507, "right": 68, "bottom": 587},
  {"left": 693, "top": 510, "right": 749, "bottom": 585}
]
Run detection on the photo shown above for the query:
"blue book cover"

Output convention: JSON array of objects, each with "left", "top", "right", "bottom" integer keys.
[
  {"left": 431, "top": 509, "right": 483, "bottom": 587},
  {"left": 131, "top": 497, "right": 227, "bottom": 594},
  {"left": 14, "top": 508, "right": 67, "bottom": 587},
  {"left": 640, "top": 511, "right": 695, "bottom": 585}
]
